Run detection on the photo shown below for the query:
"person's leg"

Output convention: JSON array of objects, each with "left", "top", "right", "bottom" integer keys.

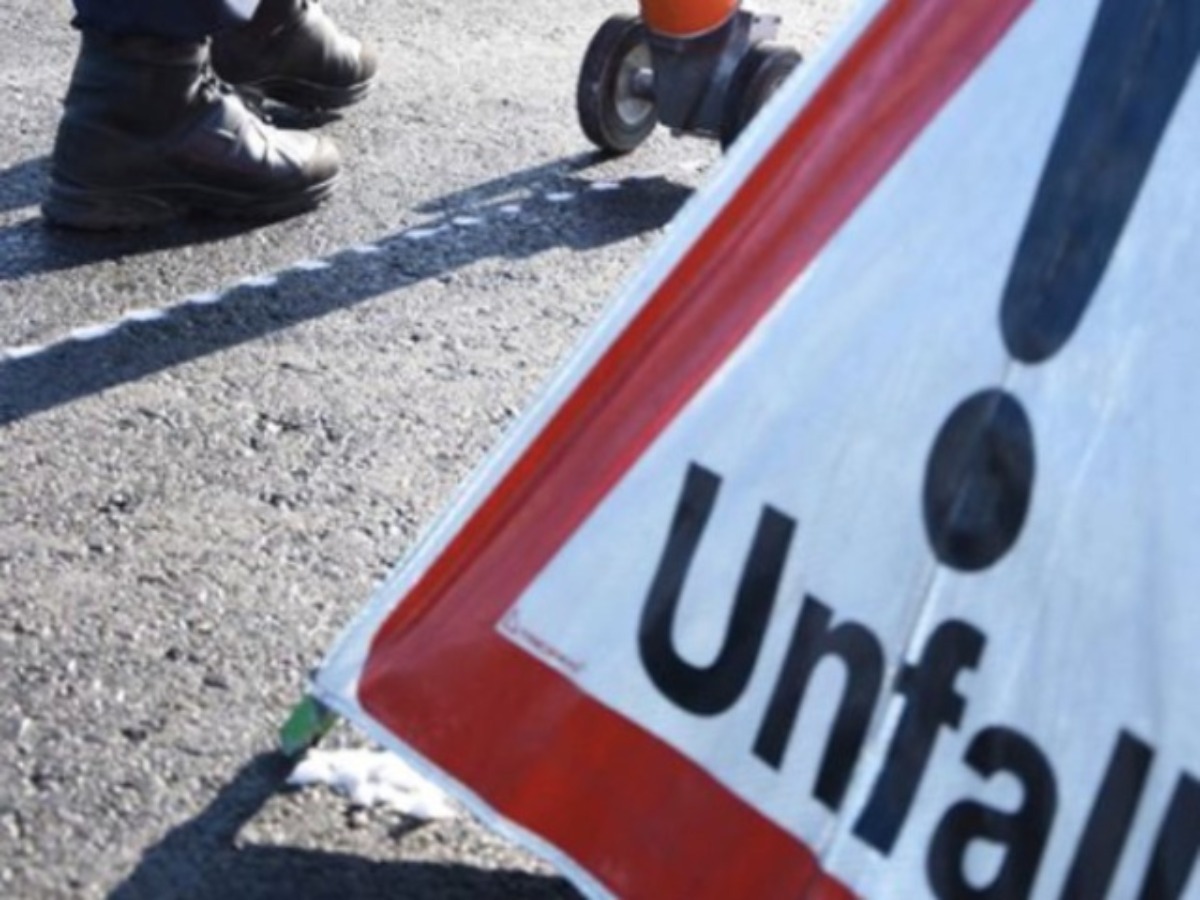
[
  {"left": 70, "top": 0, "right": 261, "bottom": 41},
  {"left": 67, "top": 0, "right": 376, "bottom": 112},
  {"left": 44, "top": 3, "right": 341, "bottom": 229}
]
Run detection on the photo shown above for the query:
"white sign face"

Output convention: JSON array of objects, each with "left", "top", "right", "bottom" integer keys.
[{"left": 501, "top": 0, "right": 1200, "bottom": 896}]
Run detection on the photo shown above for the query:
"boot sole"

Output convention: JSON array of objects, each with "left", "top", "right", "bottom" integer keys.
[
  {"left": 243, "top": 75, "right": 375, "bottom": 112},
  {"left": 42, "top": 176, "right": 338, "bottom": 232}
]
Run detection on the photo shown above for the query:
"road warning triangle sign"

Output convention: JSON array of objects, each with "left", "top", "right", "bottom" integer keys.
[{"left": 308, "top": 0, "right": 1200, "bottom": 896}]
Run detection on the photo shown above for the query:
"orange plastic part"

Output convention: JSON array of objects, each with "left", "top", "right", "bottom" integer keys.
[{"left": 638, "top": 0, "right": 739, "bottom": 38}]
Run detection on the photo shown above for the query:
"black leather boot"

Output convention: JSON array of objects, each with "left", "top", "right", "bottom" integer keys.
[
  {"left": 43, "top": 31, "right": 341, "bottom": 231},
  {"left": 211, "top": 0, "right": 378, "bottom": 111}
]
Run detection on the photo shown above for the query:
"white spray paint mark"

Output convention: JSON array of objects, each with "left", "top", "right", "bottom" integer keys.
[
  {"left": 405, "top": 225, "right": 449, "bottom": 241},
  {"left": 624, "top": 170, "right": 665, "bottom": 182},
  {"left": 1, "top": 169, "right": 673, "bottom": 365},
  {"left": 292, "top": 259, "right": 332, "bottom": 272},
  {"left": 69, "top": 323, "right": 119, "bottom": 342},
  {"left": 121, "top": 308, "right": 168, "bottom": 324},
  {"left": 239, "top": 274, "right": 280, "bottom": 289},
  {"left": 4, "top": 345, "right": 47, "bottom": 361}
]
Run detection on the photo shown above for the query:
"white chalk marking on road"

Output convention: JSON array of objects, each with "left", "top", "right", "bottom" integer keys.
[
  {"left": 1, "top": 170, "right": 672, "bottom": 366},
  {"left": 405, "top": 225, "right": 449, "bottom": 241},
  {"left": 292, "top": 259, "right": 333, "bottom": 272},
  {"left": 69, "top": 323, "right": 120, "bottom": 342},
  {"left": 4, "top": 344, "right": 48, "bottom": 361},
  {"left": 122, "top": 308, "right": 168, "bottom": 324},
  {"left": 239, "top": 274, "right": 280, "bottom": 289}
]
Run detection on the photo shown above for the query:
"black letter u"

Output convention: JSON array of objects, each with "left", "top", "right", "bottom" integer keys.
[{"left": 639, "top": 463, "right": 795, "bottom": 716}]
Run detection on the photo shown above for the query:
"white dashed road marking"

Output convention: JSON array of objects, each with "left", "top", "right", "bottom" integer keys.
[{"left": 0, "top": 173, "right": 663, "bottom": 364}]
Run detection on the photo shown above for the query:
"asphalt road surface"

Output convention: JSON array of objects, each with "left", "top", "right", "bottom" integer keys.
[{"left": 1, "top": 1, "right": 853, "bottom": 897}]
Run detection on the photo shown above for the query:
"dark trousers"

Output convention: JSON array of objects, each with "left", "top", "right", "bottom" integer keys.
[{"left": 72, "top": 0, "right": 262, "bottom": 40}]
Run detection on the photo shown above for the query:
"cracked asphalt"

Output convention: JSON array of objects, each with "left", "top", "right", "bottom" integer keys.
[{"left": 0, "top": 1, "right": 853, "bottom": 897}]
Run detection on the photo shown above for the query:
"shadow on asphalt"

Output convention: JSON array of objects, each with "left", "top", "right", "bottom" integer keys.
[
  {"left": 0, "top": 155, "right": 265, "bottom": 282},
  {"left": 0, "top": 213, "right": 266, "bottom": 282},
  {"left": 0, "top": 154, "right": 691, "bottom": 427},
  {"left": 414, "top": 151, "right": 612, "bottom": 216},
  {"left": 0, "top": 155, "right": 51, "bottom": 215},
  {"left": 109, "top": 753, "right": 582, "bottom": 900}
]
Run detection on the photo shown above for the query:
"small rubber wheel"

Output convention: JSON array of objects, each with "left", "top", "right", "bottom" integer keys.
[
  {"left": 577, "top": 15, "right": 658, "bottom": 155},
  {"left": 720, "top": 44, "right": 802, "bottom": 151}
]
